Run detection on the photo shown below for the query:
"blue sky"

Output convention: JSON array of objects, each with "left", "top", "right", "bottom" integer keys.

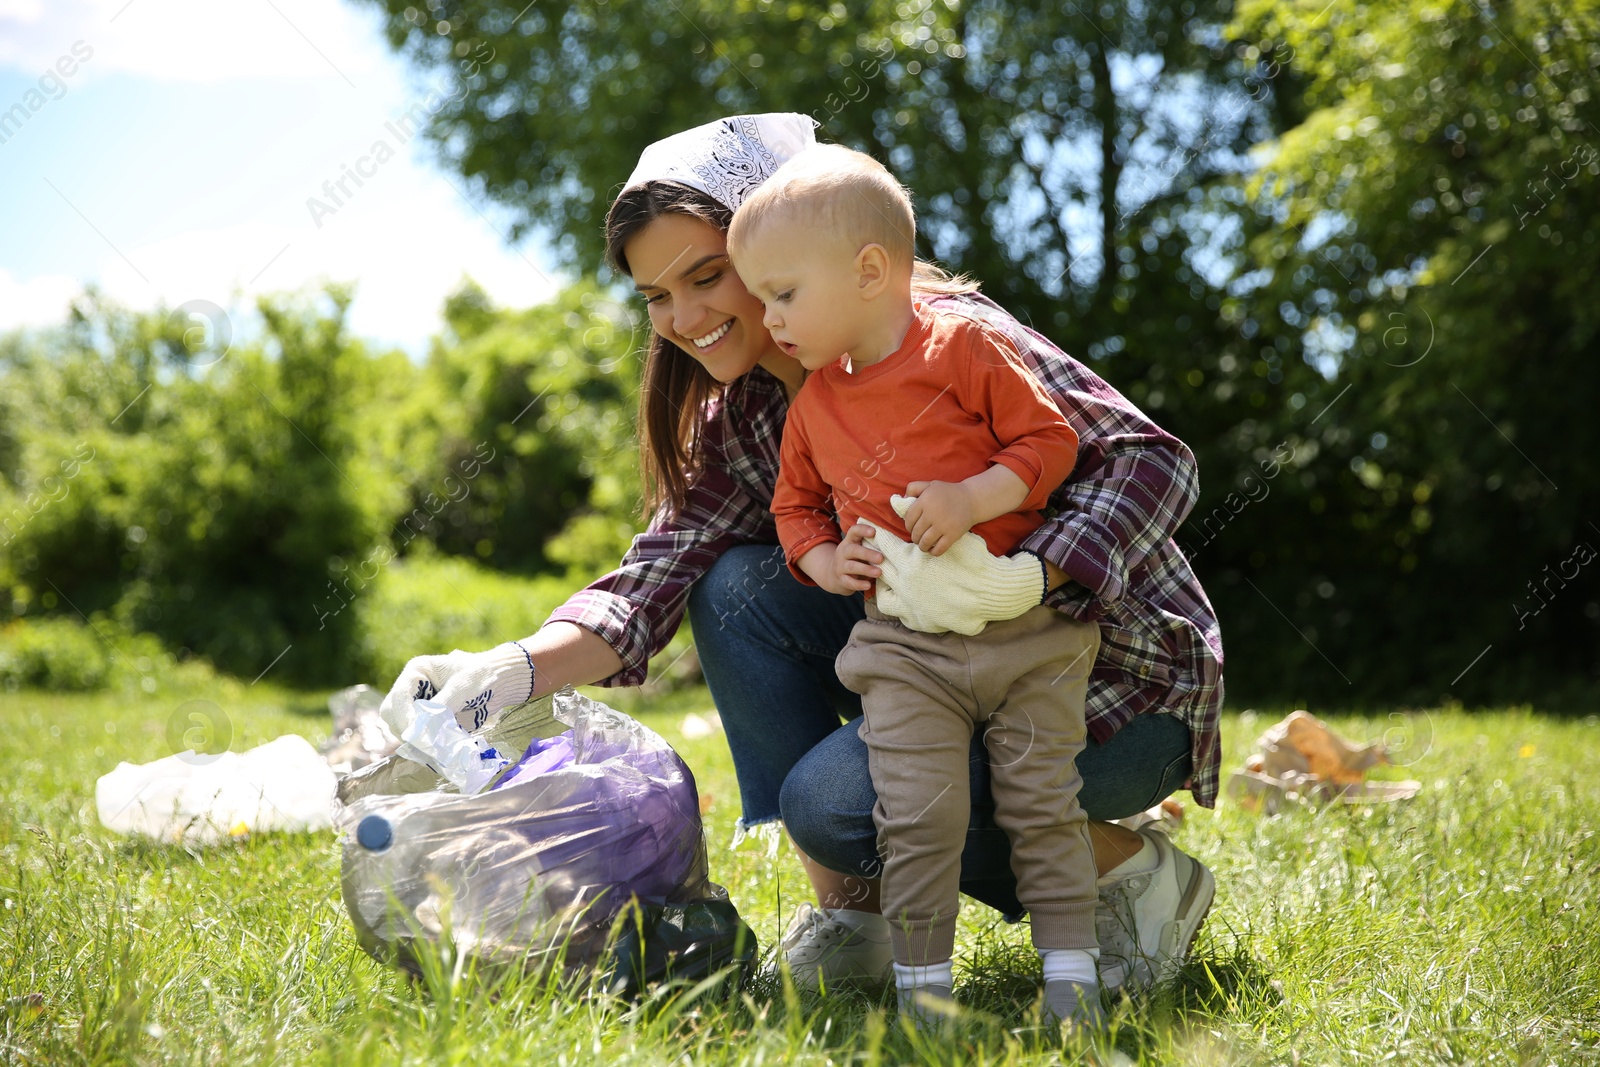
[{"left": 0, "top": 0, "right": 562, "bottom": 357}]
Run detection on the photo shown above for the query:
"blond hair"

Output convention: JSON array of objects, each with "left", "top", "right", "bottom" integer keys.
[{"left": 729, "top": 143, "right": 916, "bottom": 265}]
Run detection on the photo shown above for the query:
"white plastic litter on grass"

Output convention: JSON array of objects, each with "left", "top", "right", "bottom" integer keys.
[
  {"left": 96, "top": 734, "right": 337, "bottom": 845},
  {"left": 679, "top": 711, "right": 723, "bottom": 739}
]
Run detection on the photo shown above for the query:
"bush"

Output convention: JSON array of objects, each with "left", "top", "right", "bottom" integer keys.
[
  {"left": 0, "top": 615, "right": 215, "bottom": 693},
  {"left": 411, "top": 280, "right": 643, "bottom": 574},
  {"left": 0, "top": 617, "right": 111, "bottom": 690},
  {"left": 0, "top": 278, "right": 677, "bottom": 694},
  {"left": 0, "top": 286, "right": 396, "bottom": 685}
]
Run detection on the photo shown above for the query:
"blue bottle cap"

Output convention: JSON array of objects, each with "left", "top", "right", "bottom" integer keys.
[{"left": 356, "top": 814, "right": 393, "bottom": 852}]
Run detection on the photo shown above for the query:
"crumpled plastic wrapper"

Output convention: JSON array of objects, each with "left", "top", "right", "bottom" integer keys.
[
  {"left": 393, "top": 698, "right": 512, "bottom": 794},
  {"left": 1227, "top": 710, "right": 1421, "bottom": 813},
  {"left": 336, "top": 688, "right": 728, "bottom": 978}
]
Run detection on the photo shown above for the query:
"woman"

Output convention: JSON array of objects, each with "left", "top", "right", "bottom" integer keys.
[{"left": 380, "top": 114, "right": 1224, "bottom": 994}]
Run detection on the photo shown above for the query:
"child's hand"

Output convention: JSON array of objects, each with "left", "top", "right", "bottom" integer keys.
[
  {"left": 798, "top": 522, "right": 883, "bottom": 596},
  {"left": 827, "top": 521, "right": 883, "bottom": 594},
  {"left": 899, "top": 480, "right": 978, "bottom": 556}
]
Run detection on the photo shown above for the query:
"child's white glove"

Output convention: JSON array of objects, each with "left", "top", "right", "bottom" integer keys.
[
  {"left": 378, "top": 642, "right": 537, "bottom": 736},
  {"left": 865, "top": 494, "right": 1047, "bottom": 636}
]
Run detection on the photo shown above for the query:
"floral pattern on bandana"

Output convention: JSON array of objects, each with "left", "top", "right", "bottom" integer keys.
[{"left": 623, "top": 113, "right": 817, "bottom": 211}]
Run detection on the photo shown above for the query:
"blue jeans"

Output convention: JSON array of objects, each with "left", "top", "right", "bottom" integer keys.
[{"left": 688, "top": 545, "right": 1193, "bottom": 918}]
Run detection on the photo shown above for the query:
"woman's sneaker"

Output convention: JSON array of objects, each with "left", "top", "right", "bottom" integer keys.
[
  {"left": 1096, "top": 830, "right": 1215, "bottom": 991},
  {"left": 779, "top": 904, "right": 893, "bottom": 988}
]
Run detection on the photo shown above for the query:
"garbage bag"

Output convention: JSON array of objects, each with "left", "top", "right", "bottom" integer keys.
[
  {"left": 495, "top": 733, "right": 575, "bottom": 788},
  {"left": 337, "top": 688, "right": 755, "bottom": 990}
]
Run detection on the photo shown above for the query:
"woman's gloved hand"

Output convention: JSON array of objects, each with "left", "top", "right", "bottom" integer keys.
[
  {"left": 378, "top": 642, "right": 537, "bottom": 736},
  {"left": 864, "top": 494, "right": 1047, "bottom": 636}
]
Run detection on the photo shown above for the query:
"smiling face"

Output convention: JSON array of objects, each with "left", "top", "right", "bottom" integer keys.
[
  {"left": 733, "top": 217, "right": 870, "bottom": 373},
  {"left": 624, "top": 213, "right": 779, "bottom": 384}
]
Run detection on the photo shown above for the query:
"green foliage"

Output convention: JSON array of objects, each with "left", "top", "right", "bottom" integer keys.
[
  {"left": 0, "top": 286, "right": 392, "bottom": 684},
  {"left": 0, "top": 616, "right": 112, "bottom": 690},
  {"left": 412, "top": 279, "right": 643, "bottom": 574},
  {"left": 1193, "top": 0, "right": 1600, "bottom": 703},
  {"left": 0, "top": 614, "right": 216, "bottom": 693},
  {"left": 352, "top": 549, "right": 573, "bottom": 686}
]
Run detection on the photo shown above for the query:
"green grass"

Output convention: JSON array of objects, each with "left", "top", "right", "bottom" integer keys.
[{"left": 3, "top": 681, "right": 1597, "bottom": 1065}]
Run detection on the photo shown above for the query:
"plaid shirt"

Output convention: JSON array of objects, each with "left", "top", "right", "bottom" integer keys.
[{"left": 545, "top": 292, "right": 1225, "bottom": 806}]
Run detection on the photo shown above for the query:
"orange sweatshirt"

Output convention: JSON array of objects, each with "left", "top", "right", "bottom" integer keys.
[{"left": 773, "top": 302, "right": 1080, "bottom": 585}]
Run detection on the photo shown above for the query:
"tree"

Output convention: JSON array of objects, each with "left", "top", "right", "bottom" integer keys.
[
  {"left": 355, "top": 0, "right": 1274, "bottom": 407},
  {"left": 1203, "top": 0, "right": 1600, "bottom": 703},
  {"left": 356, "top": 0, "right": 1600, "bottom": 703}
]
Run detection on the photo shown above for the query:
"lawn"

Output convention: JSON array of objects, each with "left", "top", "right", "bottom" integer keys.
[{"left": 2, "top": 677, "right": 1597, "bottom": 1065}]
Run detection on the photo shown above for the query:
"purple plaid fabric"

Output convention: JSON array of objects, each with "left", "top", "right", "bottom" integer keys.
[{"left": 544, "top": 292, "right": 1225, "bottom": 806}]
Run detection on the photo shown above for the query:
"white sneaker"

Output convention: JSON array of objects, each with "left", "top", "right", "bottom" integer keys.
[
  {"left": 1096, "top": 830, "right": 1215, "bottom": 992},
  {"left": 779, "top": 904, "right": 893, "bottom": 989}
]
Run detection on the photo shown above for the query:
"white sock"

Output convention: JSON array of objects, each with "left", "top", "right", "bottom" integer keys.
[
  {"left": 825, "top": 908, "right": 890, "bottom": 939},
  {"left": 893, "top": 960, "right": 954, "bottom": 991},
  {"left": 1097, "top": 835, "right": 1158, "bottom": 887},
  {"left": 1039, "top": 947, "right": 1099, "bottom": 986}
]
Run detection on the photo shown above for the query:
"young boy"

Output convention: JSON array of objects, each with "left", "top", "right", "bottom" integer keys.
[{"left": 727, "top": 144, "right": 1105, "bottom": 1030}]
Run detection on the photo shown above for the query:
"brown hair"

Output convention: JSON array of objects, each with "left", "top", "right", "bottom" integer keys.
[{"left": 605, "top": 179, "right": 980, "bottom": 521}]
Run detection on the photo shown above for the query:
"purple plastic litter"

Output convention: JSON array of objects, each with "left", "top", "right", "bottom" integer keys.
[{"left": 494, "top": 731, "right": 576, "bottom": 789}]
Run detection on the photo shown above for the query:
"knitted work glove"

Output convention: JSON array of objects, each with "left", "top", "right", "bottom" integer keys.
[
  {"left": 866, "top": 494, "right": 1047, "bottom": 636},
  {"left": 378, "top": 642, "right": 537, "bottom": 736}
]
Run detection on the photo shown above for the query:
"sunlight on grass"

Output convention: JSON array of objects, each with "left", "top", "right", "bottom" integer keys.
[{"left": 2, "top": 685, "right": 1597, "bottom": 1065}]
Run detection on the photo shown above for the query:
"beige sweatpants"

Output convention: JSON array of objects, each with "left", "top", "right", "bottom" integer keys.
[{"left": 835, "top": 600, "right": 1102, "bottom": 965}]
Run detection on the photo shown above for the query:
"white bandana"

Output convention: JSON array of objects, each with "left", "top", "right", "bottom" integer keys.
[{"left": 622, "top": 113, "right": 818, "bottom": 211}]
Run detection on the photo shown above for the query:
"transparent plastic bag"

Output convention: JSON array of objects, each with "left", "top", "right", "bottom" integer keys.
[
  {"left": 337, "top": 689, "right": 754, "bottom": 988},
  {"left": 320, "top": 684, "right": 400, "bottom": 774}
]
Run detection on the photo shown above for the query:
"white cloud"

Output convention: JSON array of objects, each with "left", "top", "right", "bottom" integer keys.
[
  {"left": 0, "top": 268, "right": 81, "bottom": 333},
  {"left": 0, "top": 0, "right": 388, "bottom": 84}
]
